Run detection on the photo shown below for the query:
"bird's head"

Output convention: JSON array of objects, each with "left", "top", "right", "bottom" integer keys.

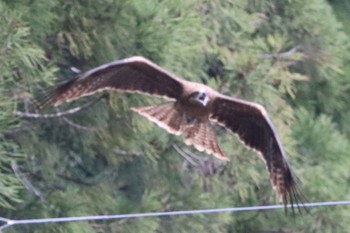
[{"left": 189, "top": 90, "right": 210, "bottom": 107}]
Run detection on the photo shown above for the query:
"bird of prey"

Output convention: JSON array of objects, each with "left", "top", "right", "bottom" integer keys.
[{"left": 38, "top": 56, "right": 304, "bottom": 211}]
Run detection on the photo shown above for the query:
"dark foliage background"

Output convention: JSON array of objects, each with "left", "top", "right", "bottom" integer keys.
[{"left": 0, "top": 0, "right": 349, "bottom": 232}]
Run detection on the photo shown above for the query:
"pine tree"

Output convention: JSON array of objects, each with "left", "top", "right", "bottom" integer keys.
[
  {"left": 0, "top": 0, "right": 55, "bottom": 210},
  {"left": 1, "top": 0, "right": 349, "bottom": 232}
]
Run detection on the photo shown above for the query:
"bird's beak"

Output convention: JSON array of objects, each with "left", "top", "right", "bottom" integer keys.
[
  {"left": 197, "top": 93, "right": 209, "bottom": 106},
  {"left": 201, "top": 98, "right": 209, "bottom": 106}
]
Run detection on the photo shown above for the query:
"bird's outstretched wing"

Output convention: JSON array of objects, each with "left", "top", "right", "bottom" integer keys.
[
  {"left": 37, "top": 56, "right": 184, "bottom": 108},
  {"left": 210, "top": 95, "right": 305, "bottom": 213}
]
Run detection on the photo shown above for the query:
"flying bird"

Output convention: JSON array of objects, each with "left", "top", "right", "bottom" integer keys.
[{"left": 37, "top": 56, "right": 304, "bottom": 212}]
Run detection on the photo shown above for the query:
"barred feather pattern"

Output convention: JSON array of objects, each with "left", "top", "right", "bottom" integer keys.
[
  {"left": 132, "top": 103, "right": 228, "bottom": 161},
  {"left": 36, "top": 75, "right": 110, "bottom": 108},
  {"left": 183, "top": 121, "right": 228, "bottom": 160},
  {"left": 270, "top": 161, "right": 306, "bottom": 214},
  {"left": 131, "top": 102, "right": 182, "bottom": 135},
  {"left": 37, "top": 57, "right": 184, "bottom": 109}
]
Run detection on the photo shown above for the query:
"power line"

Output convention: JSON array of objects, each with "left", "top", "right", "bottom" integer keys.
[{"left": 1, "top": 200, "right": 349, "bottom": 231}]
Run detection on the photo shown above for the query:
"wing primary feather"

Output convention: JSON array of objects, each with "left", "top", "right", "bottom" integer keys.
[
  {"left": 210, "top": 96, "right": 306, "bottom": 213},
  {"left": 35, "top": 77, "right": 79, "bottom": 109},
  {"left": 35, "top": 56, "right": 185, "bottom": 109}
]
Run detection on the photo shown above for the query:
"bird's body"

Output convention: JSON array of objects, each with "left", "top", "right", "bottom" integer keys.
[{"left": 37, "top": 56, "right": 305, "bottom": 213}]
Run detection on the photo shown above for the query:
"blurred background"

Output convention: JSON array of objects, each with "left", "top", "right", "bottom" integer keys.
[{"left": 0, "top": 0, "right": 349, "bottom": 232}]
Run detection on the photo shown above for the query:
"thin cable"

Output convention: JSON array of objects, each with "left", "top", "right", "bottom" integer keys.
[{"left": 1, "top": 200, "right": 349, "bottom": 231}]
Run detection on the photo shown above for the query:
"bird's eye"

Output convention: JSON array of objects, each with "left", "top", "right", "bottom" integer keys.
[{"left": 198, "top": 93, "right": 206, "bottom": 100}]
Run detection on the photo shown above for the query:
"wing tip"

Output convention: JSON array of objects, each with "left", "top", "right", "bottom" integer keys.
[
  {"left": 34, "top": 76, "right": 82, "bottom": 109},
  {"left": 279, "top": 171, "right": 309, "bottom": 216},
  {"left": 34, "top": 89, "right": 61, "bottom": 110}
]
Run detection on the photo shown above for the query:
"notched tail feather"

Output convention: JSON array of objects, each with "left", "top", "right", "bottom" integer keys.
[
  {"left": 131, "top": 102, "right": 182, "bottom": 135},
  {"left": 183, "top": 122, "right": 229, "bottom": 161},
  {"left": 132, "top": 103, "right": 228, "bottom": 161}
]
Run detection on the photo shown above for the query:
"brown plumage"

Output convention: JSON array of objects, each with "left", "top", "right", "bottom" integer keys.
[{"left": 37, "top": 56, "right": 305, "bottom": 213}]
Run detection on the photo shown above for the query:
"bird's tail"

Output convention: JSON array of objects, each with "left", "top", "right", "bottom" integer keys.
[
  {"left": 183, "top": 121, "right": 228, "bottom": 161},
  {"left": 131, "top": 102, "right": 183, "bottom": 135},
  {"left": 132, "top": 102, "right": 228, "bottom": 161}
]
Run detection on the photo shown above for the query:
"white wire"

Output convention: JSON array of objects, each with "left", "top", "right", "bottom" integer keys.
[{"left": 1, "top": 200, "right": 349, "bottom": 231}]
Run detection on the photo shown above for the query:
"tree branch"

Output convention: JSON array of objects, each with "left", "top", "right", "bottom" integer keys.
[
  {"left": 59, "top": 116, "right": 101, "bottom": 132},
  {"left": 172, "top": 144, "right": 225, "bottom": 176},
  {"left": 15, "top": 95, "right": 105, "bottom": 119},
  {"left": 57, "top": 165, "right": 120, "bottom": 186},
  {"left": 172, "top": 144, "right": 198, "bottom": 167},
  {"left": 258, "top": 47, "right": 300, "bottom": 59},
  {"left": 114, "top": 149, "right": 143, "bottom": 157},
  {"left": 11, "top": 160, "right": 44, "bottom": 200}
]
